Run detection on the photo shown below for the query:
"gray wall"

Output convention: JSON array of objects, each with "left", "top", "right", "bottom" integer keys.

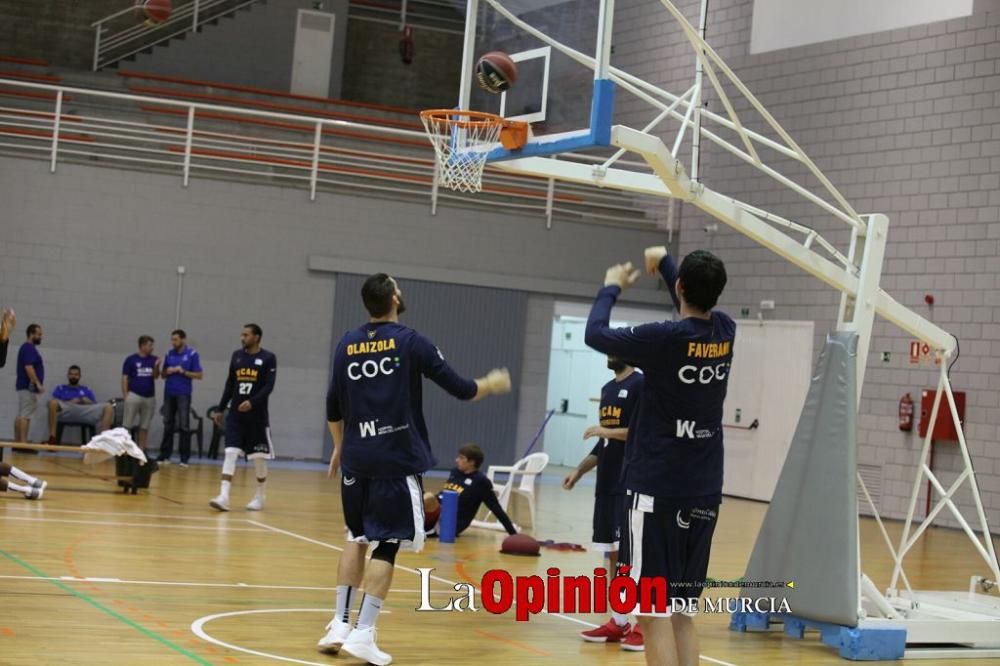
[
  {"left": 0, "top": 0, "right": 123, "bottom": 70},
  {"left": 0, "top": 156, "right": 668, "bottom": 461},
  {"left": 614, "top": 0, "right": 1000, "bottom": 528},
  {"left": 340, "top": 20, "right": 463, "bottom": 110},
  {"left": 130, "top": 0, "right": 349, "bottom": 98}
]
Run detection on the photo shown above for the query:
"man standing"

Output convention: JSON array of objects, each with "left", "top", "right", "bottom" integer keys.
[
  {"left": 209, "top": 323, "right": 277, "bottom": 512},
  {"left": 14, "top": 323, "right": 44, "bottom": 444},
  {"left": 46, "top": 365, "right": 115, "bottom": 442},
  {"left": 122, "top": 335, "right": 160, "bottom": 451},
  {"left": 564, "top": 356, "right": 644, "bottom": 650},
  {"left": 585, "top": 246, "right": 734, "bottom": 666},
  {"left": 318, "top": 273, "right": 511, "bottom": 665},
  {"left": 158, "top": 329, "right": 203, "bottom": 466}
]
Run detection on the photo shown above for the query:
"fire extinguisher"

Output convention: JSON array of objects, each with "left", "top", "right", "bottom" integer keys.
[{"left": 899, "top": 393, "right": 914, "bottom": 432}]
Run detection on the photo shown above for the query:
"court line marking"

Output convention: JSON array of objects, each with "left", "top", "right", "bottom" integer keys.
[
  {"left": 0, "top": 573, "right": 455, "bottom": 594},
  {"left": 0, "top": 548, "right": 213, "bottom": 665},
  {"left": 250, "top": 519, "right": 604, "bottom": 628},
  {"left": 2, "top": 504, "right": 234, "bottom": 521},
  {"left": 1, "top": 515, "right": 269, "bottom": 531},
  {"left": 191, "top": 608, "right": 385, "bottom": 666},
  {"left": 702, "top": 657, "right": 741, "bottom": 666},
  {"left": 248, "top": 519, "right": 743, "bottom": 666}
]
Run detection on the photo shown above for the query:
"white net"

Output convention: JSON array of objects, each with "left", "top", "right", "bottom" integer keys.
[{"left": 420, "top": 110, "right": 504, "bottom": 193}]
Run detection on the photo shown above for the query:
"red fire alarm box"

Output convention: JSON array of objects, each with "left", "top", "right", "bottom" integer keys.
[{"left": 919, "top": 389, "right": 966, "bottom": 440}]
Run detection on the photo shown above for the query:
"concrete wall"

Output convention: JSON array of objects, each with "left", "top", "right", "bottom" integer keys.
[
  {"left": 613, "top": 0, "right": 1000, "bottom": 528},
  {"left": 130, "top": 0, "right": 349, "bottom": 98},
  {"left": 0, "top": 157, "right": 667, "bottom": 461},
  {"left": 340, "top": 20, "right": 462, "bottom": 110},
  {"left": 0, "top": 0, "right": 123, "bottom": 69}
]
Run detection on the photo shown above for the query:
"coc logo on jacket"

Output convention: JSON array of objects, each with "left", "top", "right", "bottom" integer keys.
[{"left": 348, "top": 356, "right": 401, "bottom": 380}]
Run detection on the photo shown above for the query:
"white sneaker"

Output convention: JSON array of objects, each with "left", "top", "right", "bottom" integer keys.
[
  {"left": 31, "top": 478, "right": 46, "bottom": 489},
  {"left": 25, "top": 482, "right": 46, "bottom": 500},
  {"left": 341, "top": 626, "right": 391, "bottom": 665},
  {"left": 316, "top": 619, "right": 352, "bottom": 653},
  {"left": 209, "top": 495, "right": 231, "bottom": 512},
  {"left": 246, "top": 495, "right": 265, "bottom": 511}
]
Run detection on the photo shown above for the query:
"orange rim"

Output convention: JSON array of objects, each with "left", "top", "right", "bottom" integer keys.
[{"left": 421, "top": 109, "right": 529, "bottom": 149}]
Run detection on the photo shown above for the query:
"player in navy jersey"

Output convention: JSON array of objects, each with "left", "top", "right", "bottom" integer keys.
[
  {"left": 209, "top": 323, "right": 277, "bottom": 512},
  {"left": 585, "top": 246, "right": 734, "bottom": 666},
  {"left": 423, "top": 443, "right": 517, "bottom": 537},
  {"left": 318, "top": 273, "right": 511, "bottom": 665},
  {"left": 564, "top": 358, "right": 644, "bottom": 649}
]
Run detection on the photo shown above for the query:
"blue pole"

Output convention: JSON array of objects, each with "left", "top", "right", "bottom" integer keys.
[
  {"left": 438, "top": 490, "right": 460, "bottom": 543},
  {"left": 522, "top": 409, "right": 556, "bottom": 458}
]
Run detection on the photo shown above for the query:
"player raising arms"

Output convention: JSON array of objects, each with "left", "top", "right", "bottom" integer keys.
[
  {"left": 319, "top": 273, "right": 511, "bottom": 665},
  {"left": 585, "top": 246, "right": 734, "bottom": 666}
]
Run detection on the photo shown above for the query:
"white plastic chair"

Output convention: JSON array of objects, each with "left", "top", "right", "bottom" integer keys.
[{"left": 471, "top": 452, "right": 549, "bottom": 531}]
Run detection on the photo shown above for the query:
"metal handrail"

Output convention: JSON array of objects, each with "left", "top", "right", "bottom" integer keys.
[
  {"left": 92, "top": 0, "right": 262, "bottom": 71},
  {"left": 0, "top": 78, "right": 656, "bottom": 229}
]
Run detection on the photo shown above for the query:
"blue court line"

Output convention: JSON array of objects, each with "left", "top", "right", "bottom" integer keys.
[{"left": 0, "top": 549, "right": 214, "bottom": 665}]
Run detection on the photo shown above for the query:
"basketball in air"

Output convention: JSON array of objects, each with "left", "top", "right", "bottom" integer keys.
[
  {"left": 475, "top": 51, "right": 518, "bottom": 94},
  {"left": 142, "top": 0, "right": 172, "bottom": 24}
]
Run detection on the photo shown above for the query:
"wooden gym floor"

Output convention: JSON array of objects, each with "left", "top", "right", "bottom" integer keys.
[{"left": 1, "top": 452, "right": 998, "bottom": 666}]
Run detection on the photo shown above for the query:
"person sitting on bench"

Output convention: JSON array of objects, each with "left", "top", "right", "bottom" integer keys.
[{"left": 46, "top": 365, "right": 114, "bottom": 444}]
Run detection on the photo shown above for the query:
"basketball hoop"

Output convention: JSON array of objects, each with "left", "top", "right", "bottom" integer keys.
[{"left": 420, "top": 109, "right": 528, "bottom": 193}]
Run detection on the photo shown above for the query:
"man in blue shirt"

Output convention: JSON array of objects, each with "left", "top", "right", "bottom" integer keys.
[
  {"left": 46, "top": 365, "right": 115, "bottom": 443},
  {"left": 209, "top": 323, "right": 277, "bottom": 512},
  {"left": 14, "top": 323, "right": 44, "bottom": 444},
  {"left": 318, "top": 273, "right": 511, "bottom": 665},
  {"left": 121, "top": 335, "right": 160, "bottom": 452},
  {"left": 564, "top": 358, "right": 645, "bottom": 649},
  {"left": 157, "top": 329, "right": 203, "bottom": 466},
  {"left": 585, "top": 246, "right": 734, "bottom": 666}
]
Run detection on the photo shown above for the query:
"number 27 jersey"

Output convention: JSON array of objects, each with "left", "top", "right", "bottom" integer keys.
[{"left": 223, "top": 349, "right": 277, "bottom": 421}]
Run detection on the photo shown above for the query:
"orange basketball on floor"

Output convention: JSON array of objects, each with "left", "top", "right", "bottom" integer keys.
[
  {"left": 501, "top": 533, "right": 540, "bottom": 556},
  {"left": 476, "top": 51, "right": 518, "bottom": 94},
  {"left": 143, "top": 0, "right": 172, "bottom": 24}
]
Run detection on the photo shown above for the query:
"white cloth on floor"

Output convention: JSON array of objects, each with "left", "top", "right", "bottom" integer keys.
[{"left": 82, "top": 427, "right": 148, "bottom": 465}]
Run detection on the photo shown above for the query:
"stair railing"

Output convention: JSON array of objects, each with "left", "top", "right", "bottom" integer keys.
[{"left": 91, "top": 0, "right": 260, "bottom": 71}]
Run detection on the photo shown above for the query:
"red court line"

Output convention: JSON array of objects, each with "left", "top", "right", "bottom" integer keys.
[
  {"left": 168, "top": 145, "right": 585, "bottom": 202},
  {"left": 0, "top": 88, "right": 70, "bottom": 102},
  {"left": 0, "top": 70, "right": 62, "bottom": 83},
  {"left": 0, "top": 55, "right": 49, "bottom": 66},
  {"left": 474, "top": 628, "right": 552, "bottom": 657},
  {"left": 140, "top": 105, "right": 430, "bottom": 149},
  {"left": 62, "top": 528, "right": 220, "bottom": 662},
  {"left": 128, "top": 85, "right": 423, "bottom": 130},
  {"left": 0, "top": 127, "right": 94, "bottom": 142},
  {"left": 0, "top": 108, "right": 81, "bottom": 122},
  {"left": 153, "top": 125, "right": 436, "bottom": 167},
  {"left": 118, "top": 69, "right": 420, "bottom": 115}
]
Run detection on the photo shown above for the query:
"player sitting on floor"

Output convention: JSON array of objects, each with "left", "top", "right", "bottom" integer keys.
[
  {"left": 423, "top": 443, "right": 517, "bottom": 537},
  {"left": 0, "top": 462, "right": 46, "bottom": 500}
]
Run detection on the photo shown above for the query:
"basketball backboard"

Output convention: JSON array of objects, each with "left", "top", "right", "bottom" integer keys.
[{"left": 455, "top": 0, "right": 615, "bottom": 161}]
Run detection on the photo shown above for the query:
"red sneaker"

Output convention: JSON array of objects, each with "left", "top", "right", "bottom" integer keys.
[
  {"left": 621, "top": 622, "right": 645, "bottom": 651},
  {"left": 580, "top": 618, "right": 630, "bottom": 643}
]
